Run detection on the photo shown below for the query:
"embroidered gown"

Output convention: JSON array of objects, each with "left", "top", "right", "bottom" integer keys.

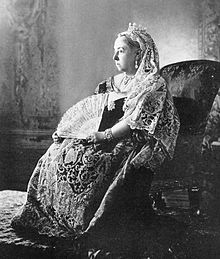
[{"left": 11, "top": 75, "right": 179, "bottom": 237}]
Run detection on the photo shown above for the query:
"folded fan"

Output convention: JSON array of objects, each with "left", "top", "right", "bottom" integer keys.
[{"left": 57, "top": 94, "right": 108, "bottom": 139}]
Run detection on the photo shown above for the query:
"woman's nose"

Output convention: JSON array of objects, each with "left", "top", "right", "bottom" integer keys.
[{"left": 113, "top": 52, "right": 119, "bottom": 61}]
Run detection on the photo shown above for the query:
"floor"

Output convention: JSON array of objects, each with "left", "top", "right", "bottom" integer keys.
[{"left": 1, "top": 189, "right": 220, "bottom": 259}]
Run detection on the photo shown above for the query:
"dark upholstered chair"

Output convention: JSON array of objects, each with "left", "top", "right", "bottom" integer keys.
[{"left": 154, "top": 60, "right": 220, "bottom": 190}]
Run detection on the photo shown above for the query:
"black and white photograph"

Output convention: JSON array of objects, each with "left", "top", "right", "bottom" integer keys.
[{"left": 0, "top": 0, "right": 220, "bottom": 258}]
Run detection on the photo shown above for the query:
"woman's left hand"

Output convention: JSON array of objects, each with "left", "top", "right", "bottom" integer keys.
[
  {"left": 86, "top": 132, "right": 105, "bottom": 144},
  {"left": 201, "top": 134, "right": 213, "bottom": 155}
]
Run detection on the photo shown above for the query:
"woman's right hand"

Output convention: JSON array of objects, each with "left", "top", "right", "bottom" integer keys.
[{"left": 52, "top": 131, "right": 63, "bottom": 144}]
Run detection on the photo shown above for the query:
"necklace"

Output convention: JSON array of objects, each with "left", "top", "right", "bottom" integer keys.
[
  {"left": 123, "top": 74, "right": 135, "bottom": 84},
  {"left": 119, "top": 73, "right": 135, "bottom": 92}
]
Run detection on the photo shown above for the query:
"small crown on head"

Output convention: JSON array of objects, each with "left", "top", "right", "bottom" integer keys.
[{"left": 127, "top": 22, "right": 148, "bottom": 35}]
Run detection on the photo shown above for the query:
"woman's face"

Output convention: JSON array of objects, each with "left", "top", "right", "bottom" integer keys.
[{"left": 113, "top": 36, "right": 138, "bottom": 75}]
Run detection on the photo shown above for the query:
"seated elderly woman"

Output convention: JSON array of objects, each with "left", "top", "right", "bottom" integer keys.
[{"left": 11, "top": 23, "right": 180, "bottom": 238}]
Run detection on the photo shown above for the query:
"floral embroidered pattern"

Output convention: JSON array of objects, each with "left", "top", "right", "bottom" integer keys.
[{"left": 57, "top": 144, "right": 107, "bottom": 194}]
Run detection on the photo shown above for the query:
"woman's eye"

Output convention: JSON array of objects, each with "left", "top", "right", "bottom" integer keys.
[{"left": 119, "top": 49, "right": 124, "bottom": 53}]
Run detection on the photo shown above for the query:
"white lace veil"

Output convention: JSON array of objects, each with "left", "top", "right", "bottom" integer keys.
[
  {"left": 118, "top": 23, "right": 164, "bottom": 131},
  {"left": 118, "top": 23, "right": 180, "bottom": 166}
]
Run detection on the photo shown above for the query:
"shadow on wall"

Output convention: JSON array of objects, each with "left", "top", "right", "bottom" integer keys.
[{"left": 0, "top": 130, "right": 53, "bottom": 191}]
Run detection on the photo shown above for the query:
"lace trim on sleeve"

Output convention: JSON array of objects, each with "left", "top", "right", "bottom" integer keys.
[{"left": 94, "top": 77, "right": 114, "bottom": 94}]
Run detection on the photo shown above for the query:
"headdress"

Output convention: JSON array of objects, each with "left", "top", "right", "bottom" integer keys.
[{"left": 118, "top": 23, "right": 160, "bottom": 75}]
